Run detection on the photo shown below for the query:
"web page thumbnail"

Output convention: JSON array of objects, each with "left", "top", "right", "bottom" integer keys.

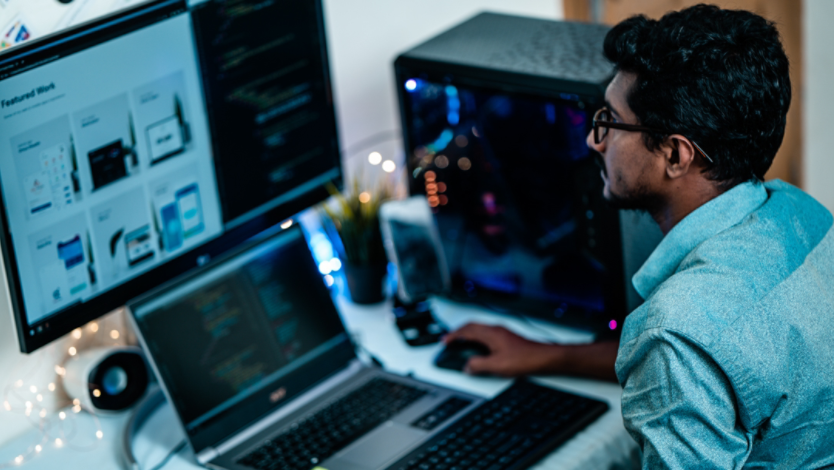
[
  {"left": 9, "top": 116, "right": 82, "bottom": 221},
  {"left": 89, "top": 186, "right": 157, "bottom": 288},
  {"left": 150, "top": 167, "right": 208, "bottom": 256},
  {"left": 132, "top": 72, "right": 192, "bottom": 165},
  {"left": 27, "top": 213, "right": 92, "bottom": 318},
  {"left": 72, "top": 93, "right": 141, "bottom": 192}
]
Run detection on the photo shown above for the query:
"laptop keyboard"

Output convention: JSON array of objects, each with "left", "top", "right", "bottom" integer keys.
[
  {"left": 385, "top": 379, "right": 609, "bottom": 470},
  {"left": 237, "top": 378, "right": 428, "bottom": 470},
  {"left": 410, "top": 397, "right": 473, "bottom": 431}
]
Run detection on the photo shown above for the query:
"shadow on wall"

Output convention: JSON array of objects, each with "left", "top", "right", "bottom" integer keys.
[{"left": 619, "top": 209, "right": 663, "bottom": 312}]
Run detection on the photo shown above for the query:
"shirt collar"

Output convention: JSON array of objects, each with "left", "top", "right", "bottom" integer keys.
[{"left": 632, "top": 181, "right": 768, "bottom": 300}]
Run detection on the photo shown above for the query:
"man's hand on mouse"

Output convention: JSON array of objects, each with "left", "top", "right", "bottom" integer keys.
[{"left": 443, "top": 323, "right": 564, "bottom": 377}]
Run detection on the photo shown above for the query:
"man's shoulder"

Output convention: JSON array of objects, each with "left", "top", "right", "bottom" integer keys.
[
  {"left": 696, "top": 181, "right": 830, "bottom": 266},
  {"left": 699, "top": 180, "right": 832, "bottom": 264},
  {"left": 618, "top": 204, "right": 834, "bottom": 446},
  {"left": 623, "top": 181, "right": 833, "bottom": 347}
]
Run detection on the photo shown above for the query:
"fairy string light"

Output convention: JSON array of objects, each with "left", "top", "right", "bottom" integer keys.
[{"left": 0, "top": 322, "right": 107, "bottom": 468}]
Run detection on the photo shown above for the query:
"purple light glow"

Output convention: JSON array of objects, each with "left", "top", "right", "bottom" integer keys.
[{"left": 609, "top": 320, "right": 618, "bottom": 330}]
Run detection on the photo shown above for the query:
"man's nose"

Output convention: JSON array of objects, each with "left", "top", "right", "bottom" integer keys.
[{"left": 586, "top": 129, "right": 604, "bottom": 153}]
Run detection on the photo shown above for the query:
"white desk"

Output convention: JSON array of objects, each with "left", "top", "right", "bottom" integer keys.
[
  {"left": 0, "top": 294, "right": 639, "bottom": 470},
  {"left": 332, "top": 296, "right": 640, "bottom": 470}
]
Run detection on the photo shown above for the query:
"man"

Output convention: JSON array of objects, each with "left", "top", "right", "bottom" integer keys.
[{"left": 444, "top": 4, "right": 834, "bottom": 467}]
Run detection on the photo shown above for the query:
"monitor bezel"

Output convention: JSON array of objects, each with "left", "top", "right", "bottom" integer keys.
[{"left": 1, "top": 0, "right": 342, "bottom": 353}]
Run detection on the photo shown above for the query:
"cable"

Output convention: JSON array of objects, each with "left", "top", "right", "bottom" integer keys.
[
  {"left": 341, "top": 130, "right": 401, "bottom": 160},
  {"left": 145, "top": 439, "right": 186, "bottom": 470},
  {"left": 121, "top": 385, "right": 167, "bottom": 470},
  {"left": 349, "top": 331, "right": 385, "bottom": 369}
]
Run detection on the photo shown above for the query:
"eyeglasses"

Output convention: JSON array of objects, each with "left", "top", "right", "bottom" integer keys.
[{"left": 592, "top": 108, "right": 714, "bottom": 164}]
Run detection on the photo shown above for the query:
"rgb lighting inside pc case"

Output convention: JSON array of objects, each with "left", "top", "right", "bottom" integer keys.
[{"left": 395, "top": 13, "right": 629, "bottom": 334}]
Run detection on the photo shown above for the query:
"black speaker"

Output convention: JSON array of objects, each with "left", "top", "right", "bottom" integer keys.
[{"left": 63, "top": 346, "right": 149, "bottom": 412}]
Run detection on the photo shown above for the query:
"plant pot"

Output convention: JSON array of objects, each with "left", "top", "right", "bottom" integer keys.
[{"left": 343, "top": 262, "right": 387, "bottom": 304}]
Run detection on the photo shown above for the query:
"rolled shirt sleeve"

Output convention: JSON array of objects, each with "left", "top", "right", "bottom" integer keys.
[{"left": 617, "top": 329, "right": 753, "bottom": 469}]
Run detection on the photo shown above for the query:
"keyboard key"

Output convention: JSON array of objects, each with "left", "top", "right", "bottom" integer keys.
[
  {"left": 383, "top": 380, "right": 608, "bottom": 470},
  {"left": 237, "top": 378, "right": 427, "bottom": 470}
]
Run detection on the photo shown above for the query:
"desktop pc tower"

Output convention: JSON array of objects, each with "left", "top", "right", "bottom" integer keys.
[{"left": 395, "top": 12, "right": 662, "bottom": 336}]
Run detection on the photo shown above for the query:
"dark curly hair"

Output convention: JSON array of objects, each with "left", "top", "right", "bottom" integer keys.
[{"left": 603, "top": 4, "right": 791, "bottom": 188}]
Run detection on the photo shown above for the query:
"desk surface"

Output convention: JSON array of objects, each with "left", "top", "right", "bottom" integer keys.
[{"left": 0, "top": 295, "right": 638, "bottom": 469}]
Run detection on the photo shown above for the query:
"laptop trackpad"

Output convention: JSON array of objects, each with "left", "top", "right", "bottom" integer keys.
[{"left": 339, "top": 422, "right": 425, "bottom": 468}]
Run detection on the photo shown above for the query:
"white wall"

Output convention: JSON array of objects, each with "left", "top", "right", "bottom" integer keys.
[
  {"left": 322, "top": 0, "right": 562, "bottom": 180},
  {"left": 803, "top": 0, "right": 834, "bottom": 212},
  {"left": 0, "top": 0, "right": 562, "bottom": 448}
]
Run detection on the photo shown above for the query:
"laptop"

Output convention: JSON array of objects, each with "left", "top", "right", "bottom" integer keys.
[{"left": 127, "top": 224, "right": 485, "bottom": 470}]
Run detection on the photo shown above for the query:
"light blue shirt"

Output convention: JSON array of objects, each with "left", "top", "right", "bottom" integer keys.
[{"left": 616, "top": 180, "right": 834, "bottom": 468}]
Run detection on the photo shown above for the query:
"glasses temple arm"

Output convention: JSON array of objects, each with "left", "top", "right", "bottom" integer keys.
[{"left": 690, "top": 141, "right": 714, "bottom": 164}]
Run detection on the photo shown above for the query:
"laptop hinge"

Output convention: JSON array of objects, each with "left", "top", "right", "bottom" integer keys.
[
  {"left": 197, "top": 447, "right": 219, "bottom": 465},
  {"left": 201, "top": 359, "right": 365, "bottom": 465}
]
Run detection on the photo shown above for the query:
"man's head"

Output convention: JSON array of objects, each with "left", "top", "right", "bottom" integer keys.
[{"left": 587, "top": 4, "right": 791, "bottom": 215}]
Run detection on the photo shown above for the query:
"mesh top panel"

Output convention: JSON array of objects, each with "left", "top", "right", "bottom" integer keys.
[{"left": 401, "top": 12, "right": 613, "bottom": 86}]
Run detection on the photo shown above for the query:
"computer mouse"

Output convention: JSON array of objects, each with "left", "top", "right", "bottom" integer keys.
[{"left": 434, "top": 340, "right": 491, "bottom": 371}]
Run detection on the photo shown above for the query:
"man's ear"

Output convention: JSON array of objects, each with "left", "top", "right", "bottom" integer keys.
[{"left": 660, "top": 135, "right": 697, "bottom": 180}]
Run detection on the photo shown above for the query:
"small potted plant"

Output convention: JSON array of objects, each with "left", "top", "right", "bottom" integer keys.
[{"left": 320, "top": 179, "right": 391, "bottom": 304}]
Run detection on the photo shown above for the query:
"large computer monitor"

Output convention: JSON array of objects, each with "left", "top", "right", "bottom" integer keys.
[{"left": 0, "top": 0, "right": 341, "bottom": 352}]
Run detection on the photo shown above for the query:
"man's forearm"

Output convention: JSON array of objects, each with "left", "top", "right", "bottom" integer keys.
[
  {"left": 539, "top": 340, "right": 620, "bottom": 382},
  {"left": 445, "top": 323, "right": 620, "bottom": 381}
]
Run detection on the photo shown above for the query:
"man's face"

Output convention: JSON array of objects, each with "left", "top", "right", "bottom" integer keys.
[{"left": 586, "top": 72, "right": 665, "bottom": 211}]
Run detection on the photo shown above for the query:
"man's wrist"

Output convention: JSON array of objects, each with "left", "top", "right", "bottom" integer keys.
[
  {"left": 530, "top": 341, "right": 620, "bottom": 382},
  {"left": 532, "top": 343, "right": 568, "bottom": 374}
]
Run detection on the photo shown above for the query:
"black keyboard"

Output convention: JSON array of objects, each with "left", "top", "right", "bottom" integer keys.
[
  {"left": 238, "top": 378, "right": 427, "bottom": 470},
  {"left": 386, "top": 379, "right": 609, "bottom": 470}
]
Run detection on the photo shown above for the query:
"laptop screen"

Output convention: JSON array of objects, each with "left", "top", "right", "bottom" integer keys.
[{"left": 131, "top": 226, "right": 350, "bottom": 445}]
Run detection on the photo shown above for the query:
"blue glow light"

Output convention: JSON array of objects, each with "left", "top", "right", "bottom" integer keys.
[
  {"left": 405, "top": 79, "right": 418, "bottom": 92},
  {"left": 545, "top": 103, "right": 556, "bottom": 124},
  {"left": 330, "top": 258, "right": 342, "bottom": 272},
  {"left": 431, "top": 129, "right": 455, "bottom": 150},
  {"left": 446, "top": 85, "right": 460, "bottom": 126},
  {"left": 319, "top": 261, "right": 332, "bottom": 275},
  {"left": 310, "top": 232, "right": 335, "bottom": 263}
]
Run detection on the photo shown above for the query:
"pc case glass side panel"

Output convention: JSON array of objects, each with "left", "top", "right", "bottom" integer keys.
[{"left": 400, "top": 75, "right": 625, "bottom": 330}]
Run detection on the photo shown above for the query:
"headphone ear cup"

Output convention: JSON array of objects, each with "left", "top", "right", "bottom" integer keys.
[{"left": 63, "top": 347, "right": 149, "bottom": 412}]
